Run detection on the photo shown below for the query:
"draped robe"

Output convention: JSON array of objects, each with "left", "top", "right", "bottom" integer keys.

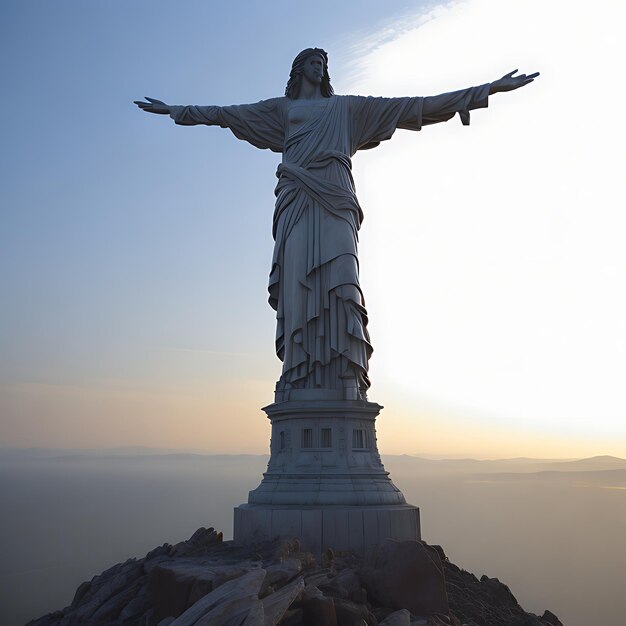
[{"left": 169, "top": 84, "right": 490, "bottom": 400}]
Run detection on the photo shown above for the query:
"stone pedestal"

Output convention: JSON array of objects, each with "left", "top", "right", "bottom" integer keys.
[{"left": 233, "top": 398, "right": 420, "bottom": 553}]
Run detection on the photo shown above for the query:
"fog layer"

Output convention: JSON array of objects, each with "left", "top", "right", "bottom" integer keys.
[{"left": 1, "top": 450, "right": 624, "bottom": 626}]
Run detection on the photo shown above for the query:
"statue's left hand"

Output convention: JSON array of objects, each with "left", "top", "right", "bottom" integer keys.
[{"left": 489, "top": 70, "right": 540, "bottom": 95}]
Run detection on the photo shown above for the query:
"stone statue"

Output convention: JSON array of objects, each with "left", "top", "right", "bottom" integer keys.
[{"left": 135, "top": 48, "right": 538, "bottom": 403}]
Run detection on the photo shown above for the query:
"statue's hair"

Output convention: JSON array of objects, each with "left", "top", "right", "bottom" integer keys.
[{"left": 285, "top": 48, "right": 334, "bottom": 99}]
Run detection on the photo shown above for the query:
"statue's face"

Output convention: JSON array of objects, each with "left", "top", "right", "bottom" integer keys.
[{"left": 301, "top": 54, "right": 325, "bottom": 86}]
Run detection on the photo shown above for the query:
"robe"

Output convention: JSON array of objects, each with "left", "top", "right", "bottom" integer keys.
[{"left": 169, "top": 84, "right": 490, "bottom": 400}]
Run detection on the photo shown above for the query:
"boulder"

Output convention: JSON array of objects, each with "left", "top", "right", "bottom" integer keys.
[
  {"left": 360, "top": 540, "right": 449, "bottom": 617},
  {"left": 379, "top": 609, "right": 411, "bottom": 625},
  {"left": 333, "top": 597, "right": 376, "bottom": 626},
  {"left": 192, "top": 596, "right": 262, "bottom": 626},
  {"left": 146, "top": 558, "right": 260, "bottom": 621},
  {"left": 479, "top": 576, "right": 518, "bottom": 608},
  {"left": 261, "top": 558, "right": 302, "bottom": 595},
  {"left": 541, "top": 609, "right": 564, "bottom": 626},
  {"left": 242, "top": 600, "right": 265, "bottom": 625},
  {"left": 169, "top": 568, "right": 265, "bottom": 626},
  {"left": 301, "top": 585, "right": 337, "bottom": 626},
  {"left": 262, "top": 576, "right": 305, "bottom": 625}
]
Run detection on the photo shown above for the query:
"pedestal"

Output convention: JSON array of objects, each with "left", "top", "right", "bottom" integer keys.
[{"left": 233, "top": 398, "right": 420, "bottom": 553}]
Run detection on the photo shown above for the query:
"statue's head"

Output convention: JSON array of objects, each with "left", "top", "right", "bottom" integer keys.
[{"left": 285, "top": 48, "right": 334, "bottom": 99}]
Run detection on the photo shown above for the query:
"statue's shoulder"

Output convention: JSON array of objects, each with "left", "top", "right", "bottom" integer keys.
[{"left": 258, "top": 96, "right": 288, "bottom": 108}]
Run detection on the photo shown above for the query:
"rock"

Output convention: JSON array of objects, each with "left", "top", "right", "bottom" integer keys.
[
  {"left": 333, "top": 597, "right": 376, "bottom": 626},
  {"left": 147, "top": 564, "right": 193, "bottom": 622},
  {"left": 69, "top": 580, "right": 91, "bottom": 608},
  {"left": 169, "top": 568, "right": 266, "bottom": 626},
  {"left": 88, "top": 577, "right": 145, "bottom": 622},
  {"left": 305, "top": 568, "right": 334, "bottom": 588},
  {"left": 261, "top": 558, "right": 302, "bottom": 594},
  {"left": 192, "top": 596, "right": 262, "bottom": 626},
  {"left": 67, "top": 560, "right": 145, "bottom": 622},
  {"left": 379, "top": 609, "right": 411, "bottom": 625},
  {"left": 301, "top": 585, "right": 337, "bottom": 626},
  {"left": 321, "top": 567, "right": 362, "bottom": 599},
  {"left": 262, "top": 576, "right": 304, "bottom": 625},
  {"left": 242, "top": 599, "right": 265, "bottom": 625},
  {"left": 541, "top": 609, "right": 564, "bottom": 626},
  {"left": 147, "top": 558, "right": 261, "bottom": 621},
  {"left": 479, "top": 576, "right": 518, "bottom": 607},
  {"left": 360, "top": 539, "right": 449, "bottom": 617},
  {"left": 27, "top": 527, "right": 564, "bottom": 626},
  {"left": 118, "top": 586, "right": 149, "bottom": 621}
]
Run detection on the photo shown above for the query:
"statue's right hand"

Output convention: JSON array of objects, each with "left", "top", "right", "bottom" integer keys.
[{"left": 133, "top": 97, "right": 170, "bottom": 115}]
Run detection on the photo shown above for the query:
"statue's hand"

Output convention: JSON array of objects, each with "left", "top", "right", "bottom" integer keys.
[
  {"left": 489, "top": 70, "right": 540, "bottom": 95},
  {"left": 133, "top": 97, "right": 171, "bottom": 115}
]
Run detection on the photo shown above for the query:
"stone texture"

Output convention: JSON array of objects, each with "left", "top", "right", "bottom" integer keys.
[
  {"left": 169, "top": 568, "right": 265, "bottom": 625},
  {"left": 360, "top": 539, "right": 449, "bottom": 616},
  {"left": 541, "top": 609, "right": 564, "bottom": 626},
  {"left": 235, "top": 502, "right": 420, "bottom": 555},
  {"left": 28, "top": 527, "right": 562, "bottom": 626},
  {"left": 262, "top": 576, "right": 305, "bottom": 625},
  {"left": 300, "top": 586, "right": 337, "bottom": 626},
  {"left": 379, "top": 609, "right": 411, "bottom": 626},
  {"left": 235, "top": 399, "right": 422, "bottom": 556}
]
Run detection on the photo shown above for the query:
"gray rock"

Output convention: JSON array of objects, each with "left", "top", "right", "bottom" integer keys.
[
  {"left": 193, "top": 596, "right": 262, "bottom": 626},
  {"left": 170, "top": 568, "right": 266, "bottom": 626},
  {"left": 88, "top": 577, "right": 145, "bottom": 622},
  {"left": 68, "top": 560, "right": 145, "bottom": 622},
  {"left": 333, "top": 597, "right": 375, "bottom": 626},
  {"left": 300, "top": 585, "right": 337, "bottom": 626},
  {"left": 262, "top": 576, "right": 304, "bottom": 625},
  {"left": 147, "top": 558, "right": 260, "bottom": 621},
  {"left": 379, "top": 610, "right": 411, "bottom": 626},
  {"left": 242, "top": 599, "right": 265, "bottom": 625},
  {"left": 118, "top": 585, "right": 149, "bottom": 621},
  {"left": 361, "top": 540, "right": 448, "bottom": 617},
  {"left": 332, "top": 568, "right": 361, "bottom": 596},
  {"left": 263, "top": 558, "right": 302, "bottom": 591},
  {"left": 541, "top": 609, "right": 564, "bottom": 626}
]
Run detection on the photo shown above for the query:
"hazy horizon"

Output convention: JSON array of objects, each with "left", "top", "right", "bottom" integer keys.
[{"left": 2, "top": 448, "right": 625, "bottom": 626}]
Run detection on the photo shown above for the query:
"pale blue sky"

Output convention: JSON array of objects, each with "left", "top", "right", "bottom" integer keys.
[
  {"left": 2, "top": 0, "right": 625, "bottom": 456},
  {"left": 1, "top": 0, "right": 426, "bottom": 385}
]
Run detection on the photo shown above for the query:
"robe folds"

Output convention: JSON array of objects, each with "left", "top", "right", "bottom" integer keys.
[{"left": 169, "top": 85, "right": 490, "bottom": 398}]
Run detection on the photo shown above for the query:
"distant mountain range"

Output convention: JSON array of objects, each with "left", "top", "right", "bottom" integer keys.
[{"left": 2, "top": 447, "right": 624, "bottom": 474}]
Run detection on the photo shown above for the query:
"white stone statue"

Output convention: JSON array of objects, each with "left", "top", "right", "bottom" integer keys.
[{"left": 135, "top": 48, "right": 538, "bottom": 403}]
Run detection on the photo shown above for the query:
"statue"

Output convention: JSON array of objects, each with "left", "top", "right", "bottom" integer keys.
[{"left": 135, "top": 48, "right": 538, "bottom": 403}]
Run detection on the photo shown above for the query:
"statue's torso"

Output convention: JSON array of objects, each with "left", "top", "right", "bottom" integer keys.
[{"left": 287, "top": 98, "right": 331, "bottom": 134}]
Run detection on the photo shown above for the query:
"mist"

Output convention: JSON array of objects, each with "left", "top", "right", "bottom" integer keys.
[{"left": 1, "top": 450, "right": 624, "bottom": 626}]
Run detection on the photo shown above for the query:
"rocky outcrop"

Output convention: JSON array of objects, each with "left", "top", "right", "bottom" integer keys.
[{"left": 28, "top": 527, "right": 563, "bottom": 626}]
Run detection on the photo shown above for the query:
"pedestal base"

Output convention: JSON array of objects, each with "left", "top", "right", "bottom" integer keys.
[
  {"left": 233, "top": 398, "right": 420, "bottom": 554},
  {"left": 234, "top": 503, "right": 420, "bottom": 555}
]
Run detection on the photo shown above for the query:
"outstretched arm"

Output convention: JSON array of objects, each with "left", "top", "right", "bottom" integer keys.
[
  {"left": 134, "top": 97, "right": 220, "bottom": 125},
  {"left": 134, "top": 96, "right": 286, "bottom": 152},
  {"left": 422, "top": 69, "right": 539, "bottom": 125}
]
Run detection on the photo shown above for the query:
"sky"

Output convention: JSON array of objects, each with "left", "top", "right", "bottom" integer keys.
[{"left": 1, "top": 0, "right": 625, "bottom": 458}]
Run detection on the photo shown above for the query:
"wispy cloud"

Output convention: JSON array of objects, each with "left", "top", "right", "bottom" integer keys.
[{"left": 167, "top": 347, "right": 252, "bottom": 358}]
